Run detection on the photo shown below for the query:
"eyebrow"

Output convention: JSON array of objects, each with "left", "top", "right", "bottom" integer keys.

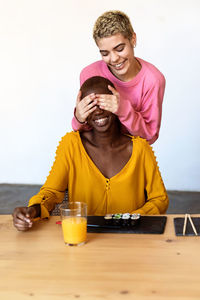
[{"left": 99, "top": 43, "right": 125, "bottom": 53}]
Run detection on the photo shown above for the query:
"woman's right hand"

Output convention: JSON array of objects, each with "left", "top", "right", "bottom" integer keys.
[
  {"left": 12, "top": 206, "right": 38, "bottom": 231},
  {"left": 75, "top": 91, "right": 97, "bottom": 123}
]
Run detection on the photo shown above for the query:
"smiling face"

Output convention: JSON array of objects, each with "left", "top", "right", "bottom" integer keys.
[
  {"left": 97, "top": 33, "right": 136, "bottom": 82},
  {"left": 80, "top": 76, "right": 119, "bottom": 132},
  {"left": 87, "top": 106, "right": 116, "bottom": 132},
  {"left": 86, "top": 93, "right": 121, "bottom": 132}
]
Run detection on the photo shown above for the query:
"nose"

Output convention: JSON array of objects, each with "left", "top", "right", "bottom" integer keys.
[
  {"left": 110, "top": 51, "right": 119, "bottom": 63},
  {"left": 95, "top": 105, "right": 104, "bottom": 114},
  {"left": 88, "top": 105, "right": 105, "bottom": 122}
]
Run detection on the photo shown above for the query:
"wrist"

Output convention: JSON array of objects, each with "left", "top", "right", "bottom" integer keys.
[
  {"left": 76, "top": 117, "right": 86, "bottom": 124},
  {"left": 30, "top": 204, "right": 41, "bottom": 218},
  {"left": 75, "top": 113, "right": 87, "bottom": 124}
]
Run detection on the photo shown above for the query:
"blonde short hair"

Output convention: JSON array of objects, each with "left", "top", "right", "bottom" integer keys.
[{"left": 93, "top": 10, "right": 134, "bottom": 43}]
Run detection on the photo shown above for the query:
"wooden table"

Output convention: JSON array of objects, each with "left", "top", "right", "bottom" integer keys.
[{"left": 0, "top": 215, "right": 200, "bottom": 300}]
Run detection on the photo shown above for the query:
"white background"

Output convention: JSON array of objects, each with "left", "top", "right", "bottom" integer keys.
[{"left": 0, "top": 0, "right": 199, "bottom": 190}]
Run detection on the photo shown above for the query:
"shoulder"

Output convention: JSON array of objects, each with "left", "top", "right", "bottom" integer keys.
[
  {"left": 58, "top": 131, "right": 80, "bottom": 149},
  {"left": 81, "top": 60, "right": 103, "bottom": 72},
  {"left": 80, "top": 60, "right": 106, "bottom": 84},
  {"left": 132, "top": 136, "right": 158, "bottom": 165},
  {"left": 132, "top": 136, "right": 148, "bottom": 146},
  {"left": 137, "top": 57, "right": 165, "bottom": 86},
  {"left": 131, "top": 136, "right": 154, "bottom": 153}
]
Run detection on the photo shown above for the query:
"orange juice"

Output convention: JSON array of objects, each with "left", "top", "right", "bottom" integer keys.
[{"left": 62, "top": 217, "right": 87, "bottom": 245}]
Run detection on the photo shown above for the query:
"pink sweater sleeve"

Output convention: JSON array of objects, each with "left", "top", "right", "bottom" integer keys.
[
  {"left": 117, "top": 77, "right": 165, "bottom": 144},
  {"left": 71, "top": 113, "right": 91, "bottom": 131}
]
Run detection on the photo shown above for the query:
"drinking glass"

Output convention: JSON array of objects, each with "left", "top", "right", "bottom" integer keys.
[{"left": 60, "top": 202, "right": 87, "bottom": 246}]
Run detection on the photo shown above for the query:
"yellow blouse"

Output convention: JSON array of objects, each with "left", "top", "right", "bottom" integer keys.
[{"left": 29, "top": 131, "right": 169, "bottom": 218}]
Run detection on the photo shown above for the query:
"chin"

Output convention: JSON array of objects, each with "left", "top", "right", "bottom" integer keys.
[
  {"left": 112, "top": 66, "right": 130, "bottom": 79},
  {"left": 93, "top": 124, "right": 110, "bottom": 132}
]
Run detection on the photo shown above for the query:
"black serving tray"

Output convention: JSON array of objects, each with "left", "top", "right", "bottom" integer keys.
[
  {"left": 174, "top": 217, "right": 200, "bottom": 236},
  {"left": 87, "top": 216, "right": 167, "bottom": 234}
]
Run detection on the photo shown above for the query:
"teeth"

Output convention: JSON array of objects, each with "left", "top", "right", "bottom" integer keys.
[
  {"left": 94, "top": 117, "right": 108, "bottom": 126},
  {"left": 113, "top": 61, "right": 125, "bottom": 68},
  {"left": 115, "top": 62, "right": 123, "bottom": 67}
]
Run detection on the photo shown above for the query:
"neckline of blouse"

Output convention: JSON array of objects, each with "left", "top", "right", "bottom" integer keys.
[{"left": 76, "top": 132, "right": 136, "bottom": 181}]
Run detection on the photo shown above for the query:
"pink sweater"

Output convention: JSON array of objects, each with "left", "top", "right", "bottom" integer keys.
[{"left": 71, "top": 57, "right": 165, "bottom": 144}]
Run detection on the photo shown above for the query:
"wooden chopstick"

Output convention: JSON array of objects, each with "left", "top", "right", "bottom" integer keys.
[
  {"left": 188, "top": 214, "right": 198, "bottom": 236},
  {"left": 183, "top": 214, "right": 198, "bottom": 236},
  {"left": 183, "top": 214, "right": 188, "bottom": 236}
]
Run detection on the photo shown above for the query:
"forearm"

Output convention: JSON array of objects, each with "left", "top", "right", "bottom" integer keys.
[
  {"left": 139, "top": 140, "right": 169, "bottom": 215},
  {"left": 132, "top": 194, "right": 169, "bottom": 215},
  {"left": 117, "top": 100, "right": 161, "bottom": 144},
  {"left": 29, "top": 204, "right": 41, "bottom": 218},
  {"left": 28, "top": 135, "right": 70, "bottom": 218},
  {"left": 116, "top": 79, "right": 165, "bottom": 144},
  {"left": 28, "top": 188, "right": 65, "bottom": 219}
]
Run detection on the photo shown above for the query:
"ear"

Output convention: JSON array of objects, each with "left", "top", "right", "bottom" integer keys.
[{"left": 130, "top": 32, "right": 137, "bottom": 48}]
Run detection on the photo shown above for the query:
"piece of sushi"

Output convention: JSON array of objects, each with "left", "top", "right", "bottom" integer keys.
[
  {"left": 131, "top": 213, "right": 141, "bottom": 220},
  {"left": 112, "top": 213, "right": 122, "bottom": 225},
  {"left": 121, "top": 213, "right": 130, "bottom": 226},
  {"left": 104, "top": 214, "right": 113, "bottom": 220},
  {"left": 112, "top": 213, "right": 122, "bottom": 219},
  {"left": 130, "top": 213, "right": 141, "bottom": 226},
  {"left": 122, "top": 213, "right": 130, "bottom": 220}
]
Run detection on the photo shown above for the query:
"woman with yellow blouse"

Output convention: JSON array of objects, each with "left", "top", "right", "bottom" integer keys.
[{"left": 13, "top": 76, "right": 168, "bottom": 231}]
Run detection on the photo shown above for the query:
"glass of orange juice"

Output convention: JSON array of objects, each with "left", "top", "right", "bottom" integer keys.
[{"left": 60, "top": 202, "right": 87, "bottom": 246}]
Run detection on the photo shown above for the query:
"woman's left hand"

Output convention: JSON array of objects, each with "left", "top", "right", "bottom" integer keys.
[{"left": 96, "top": 85, "right": 120, "bottom": 113}]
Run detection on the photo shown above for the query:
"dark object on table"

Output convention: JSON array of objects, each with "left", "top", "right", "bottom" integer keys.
[
  {"left": 174, "top": 217, "right": 200, "bottom": 236},
  {"left": 87, "top": 216, "right": 167, "bottom": 234}
]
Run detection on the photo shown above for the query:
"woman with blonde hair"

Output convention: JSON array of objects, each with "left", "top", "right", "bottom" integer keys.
[{"left": 72, "top": 10, "right": 165, "bottom": 144}]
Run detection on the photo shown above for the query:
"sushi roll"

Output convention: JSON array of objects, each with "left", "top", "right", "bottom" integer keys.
[
  {"left": 131, "top": 213, "right": 140, "bottom": 220},
  {"left": 122, "top": 213, "right": 130, "bottom": 219},
  {"left": 104, "top": 214, "right": 113, "bottom": 220},
  {"left": 113, "top": 213, "right": 122, "bottom": 219},
  {"left": 122, "top": 213, "right": 131, "bottom": 227},
  {"left": 112, "top": 213, "right": 122, "bottom": 225},
  {"left": 130, "top": 213, "right": 141, "bottom": 226},
  {"left": 104, "top": 214, "right": 113, "bottom": 224}
]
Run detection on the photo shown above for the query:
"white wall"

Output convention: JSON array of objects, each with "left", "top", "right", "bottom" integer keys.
[{"left": 0, "top": 0, "right": 199, "bottom": 190}]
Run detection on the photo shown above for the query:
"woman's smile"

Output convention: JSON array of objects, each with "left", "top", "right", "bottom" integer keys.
[
  {"left": 87, "top": 107, "right": 116, "bottom": 131},
  {"left": 109, "top": 59, "right": 127, "bottom": 71},
  {"left": 94, "top": 116, "right": 109, "bottom": 127},
  {"left": 97, "top": 33, "right": 136, "bottom": 81}
]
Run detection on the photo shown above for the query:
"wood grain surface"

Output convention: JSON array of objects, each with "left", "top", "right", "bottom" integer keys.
[{"left": 0, "top": 215, "right": 200, "bottom": 300}]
